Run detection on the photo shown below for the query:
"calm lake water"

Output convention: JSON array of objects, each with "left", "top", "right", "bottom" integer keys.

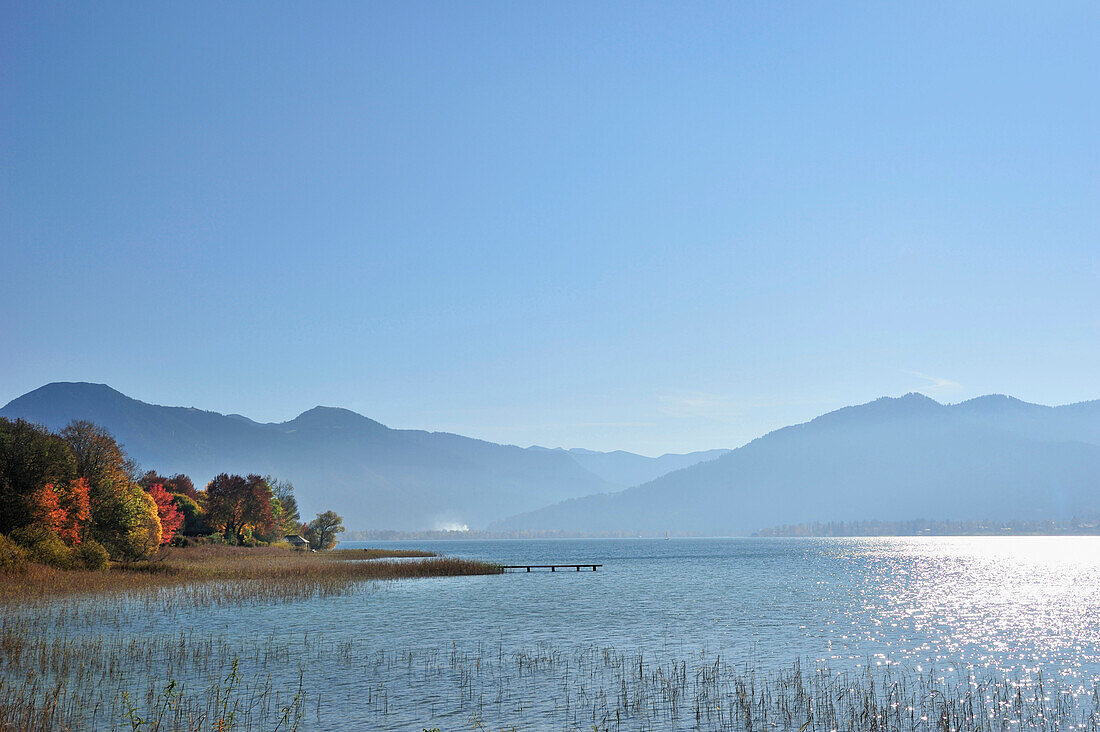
[{"left": 30, "top": 537, "right": 1100, "bottom": 730}]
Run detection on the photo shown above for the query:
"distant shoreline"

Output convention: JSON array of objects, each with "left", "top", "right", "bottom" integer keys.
[
  {"left": 348, "top": 518, "right": 1100, "bottom": 541},
  {"left": 754, "top": 517, "right": 1100, "bottom": 537}
]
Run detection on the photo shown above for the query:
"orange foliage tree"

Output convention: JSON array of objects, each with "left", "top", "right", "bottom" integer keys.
[
  {"left": 29, "top": 478, "right": 93, "bottom": 545},
  {"left": 148, "top": 483, "right": 184, "bottom": 544},
  {"left": 55, "top": 477, "right": 91, "bottom": 544},
  {"left": 29, "top": 484, "right": 67, "bottom": 533}
]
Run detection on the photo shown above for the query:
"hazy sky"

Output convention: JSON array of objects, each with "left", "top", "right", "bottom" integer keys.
[{"left": 2, "top": 2, "right": 1098, "bottom": 455}]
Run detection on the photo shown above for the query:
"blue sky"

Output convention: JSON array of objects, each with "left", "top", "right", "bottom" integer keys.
[{"left": 2, "top": 2, "right": 1098, "bottom": 454}]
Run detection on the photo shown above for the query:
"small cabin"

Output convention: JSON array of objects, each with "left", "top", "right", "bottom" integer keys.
[{"left": 285, "top": 534, "right": 310, "bottom": 550}]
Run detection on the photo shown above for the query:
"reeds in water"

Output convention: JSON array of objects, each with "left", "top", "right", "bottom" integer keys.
[{"left": 3, "top": 547, "right": 1096, "bottom": 731}]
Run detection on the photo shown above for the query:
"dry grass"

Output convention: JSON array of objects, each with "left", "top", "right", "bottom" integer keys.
[{"left": 0, "top": 544, "right": 502, "bottom": 606}]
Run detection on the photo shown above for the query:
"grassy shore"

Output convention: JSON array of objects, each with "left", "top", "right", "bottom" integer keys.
[
  {"left": 0, "top": 544, "right": 506, "bottom": 731},
  {"left": 0, "top": 544, "right": 502, "bottom": 606}
]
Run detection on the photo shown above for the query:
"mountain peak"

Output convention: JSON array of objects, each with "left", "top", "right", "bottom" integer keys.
[
  {"left": 865, "top": 392, "right": 944, "bottom": 411},
  {"left": 955, "top": 393, "right": 1032, "bottom": 408},
  {"left": 806, "top": 392, "right": 944, "bottom": 429},
  {"left": 285, "top": 406, "right": 386, "bottom": 431},
  {"left": 1, "top": 382, "right": 142, "bottom": 431},
  {"left": 8, "top": 381, "right": 127, "bottom": 404}
]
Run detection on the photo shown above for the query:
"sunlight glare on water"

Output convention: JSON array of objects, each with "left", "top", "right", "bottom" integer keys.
[{"left": 845, "top": 536, "right": 1100, "bottom": 685}]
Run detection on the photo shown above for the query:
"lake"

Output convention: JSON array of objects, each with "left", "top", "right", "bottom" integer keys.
[{"left": 17, "top": 536, "right": 1100, "bottom": 730}]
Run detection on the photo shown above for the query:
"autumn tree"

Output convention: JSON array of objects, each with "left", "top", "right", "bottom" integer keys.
[
  {"left": 55, "top": 478, "right": 91, "bottom": 544},
  {"left": 138, "top": 471, "right": 165, "bottom": 490},
  {"left": 306, "top": 510, "right": 345, "bottom": 551},
  {"left": 0, "top": 418, "right": 77, "bottom": 535},
  {"left": 60, "top": 421, "right": 135, "bottom": 489},
  {"left": 146, "top": 472, "right": 205, "bottom": 534},
  {"left": 28, "top": 484, "right": 66, "bottom": 535},
  {"left": 148, "top": 483, "right": 184, "bottom": 544},
  {"left": 28, "top": 478, "right": 92, "bottom": 545},
  {"left": 103, "top": 489, "right": 162, "bottom": 560},
  {"left": 0, "top": 419, "right": 160, "bottom": 562},
  {"left": 60, "top": 421, "right": 160, "bottom": 560},
  {"left": 166, "top": 474, "right": 200, "bottom": 503},
  {"left": 140, "top": 471, "right": 201, "bottom": 504},
  {"left": 204, "top": 474, "right": 274, "bottom": 543}
]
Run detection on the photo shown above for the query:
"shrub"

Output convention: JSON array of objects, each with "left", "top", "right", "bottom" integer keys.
[
  {"left": 72, "top": 539, "right": 110, "bottom": 571},
  {"left": 12, "top": 525, "right": 72, "bottom": 569},
  {"left": 0, "top": 533, "right": 29, "bottom": 572}
]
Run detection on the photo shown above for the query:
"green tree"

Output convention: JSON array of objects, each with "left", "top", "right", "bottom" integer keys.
[
  {"left": 171, "top": 493, "right": 206, "bottom": 535},
  {"left": 92, "top": 479, "right": 162, "bottom": 560},
  {"left": 306, "top": 510, "right": 344, "bottom": 551},
  {"left": 264, "top": 475, "right": 300, "bottom": 536}
]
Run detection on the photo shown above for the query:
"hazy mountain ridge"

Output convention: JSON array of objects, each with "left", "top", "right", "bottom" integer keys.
[
  {"left": 951, "top": 394, "right": 1100, "bottom": 444},
  {"left": 10, "top": 384, "right": 1100, "bottom": 537},
  {"left": 526, "top": 446, "right": 731, "bottom": 487},
  {"left": 491, "top": 393, "right": 1100, "bottom": 535},
  {"left": 0, "top": 382, "right": 724, "bottom": 531}
]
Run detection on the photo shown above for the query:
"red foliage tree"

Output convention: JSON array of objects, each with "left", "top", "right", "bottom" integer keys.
[
  {"left": 148, "top": 483, "right": 184, "bottom": 544},
  {"left": 204, "top": 474, "right": 274, "bottom": 543},
  {"left": 166, "top": 474, "right": 201, "bottom": 503},
  {"left": 140, "top": 471, "right": 201, "bottom": 504}
]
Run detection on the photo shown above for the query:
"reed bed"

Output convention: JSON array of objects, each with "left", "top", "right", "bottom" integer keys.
[
  {"left": 0, "top": 545, "right": 501, "bottom": 606},
  {"left": 402, "top": 643, "right": 1100, "bottom": 732},
  {"left": 4, "top": 604, "right": 1100, "bottom": 731},
  {"left": 3, "top": 547, "right": 1097, "bottom": 731}
]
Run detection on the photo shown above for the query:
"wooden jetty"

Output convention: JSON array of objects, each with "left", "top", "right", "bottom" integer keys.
[{"left": 501, "top": 564, "right": 602, "bottom": 572}]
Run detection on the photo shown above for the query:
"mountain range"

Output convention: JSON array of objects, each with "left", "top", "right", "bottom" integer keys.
[
  {"left": 0, "top": 382, "right": 726, "bottom": 530},
  {"left": 6, "top": 384, "right": 1100, "bottom": 535},
  {"left": 490, "top": 393, "right": 1100, "bottom": 535}
]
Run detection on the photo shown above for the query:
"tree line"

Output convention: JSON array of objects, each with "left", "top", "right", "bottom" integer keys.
[
  {"left": 753, "top": 517, "right": 1100, "bottom": 537},
  {"left": 0, "top": 417, "right": 345, "bottom": 570}
]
